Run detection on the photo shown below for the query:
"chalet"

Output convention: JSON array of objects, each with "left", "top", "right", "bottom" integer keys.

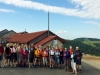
[
  {"left": 0, "top": 29, "right": 16, "bottom": 43},
  {"left": 8, "top": 30, "right": 66, "bottom": 48}
]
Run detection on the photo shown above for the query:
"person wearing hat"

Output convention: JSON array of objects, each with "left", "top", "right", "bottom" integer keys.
[{"left": 0, "top": 43, "right": 4, "bottom": 68}]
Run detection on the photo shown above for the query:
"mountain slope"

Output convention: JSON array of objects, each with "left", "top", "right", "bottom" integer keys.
[
  {"left": 74, "top": 38, "right": 100, "bottom": 48},
  {"left": 64, "top": 40, "right": 100, "bottom": 56},
  {"left": 74, "top": 38, "right": 100, "bottom": 41}
]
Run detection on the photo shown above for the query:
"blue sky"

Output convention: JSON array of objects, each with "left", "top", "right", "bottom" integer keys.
[{"left": 0, "top": 0, "right": 100, "bottom": 40}]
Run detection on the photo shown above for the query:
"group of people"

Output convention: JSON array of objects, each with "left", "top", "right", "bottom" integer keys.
[{"left": 0, "top": 43, "right": 82, "bottom": 74}]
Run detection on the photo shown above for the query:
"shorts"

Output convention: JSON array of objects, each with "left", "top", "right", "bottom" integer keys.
[
  {"left": 55, "top": 57, "right": 60, "bottom": 63},
  {"left": 29, "top": 58, "right": 34, "bottom": 63},
  {"left": 5, "top": 55, "right": 10, "bottom": 59},
  {"left": 76, "top": 59, "right": 81, "bottom": 65},
  {"left": 10, "top": 53, "right": 17, "bottom": 62},
  {"left": 50, "top": 55, "right": 55, "bottom": 61},
  {"left": 35, "top": 57, "right": 40, "bottom": 59},
  {"left": 0, "top": 55, "right": 3, "bottom": 60},
  {"left": 35, "top": 57, "right": 40, "bottom": 60}
]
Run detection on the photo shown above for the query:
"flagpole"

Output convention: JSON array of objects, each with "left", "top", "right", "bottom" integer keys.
[{"left": 48, "top": 0, "right": 49, "bottom": 36}]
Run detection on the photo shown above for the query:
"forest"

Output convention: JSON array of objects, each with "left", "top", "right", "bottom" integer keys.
[{"left": 64, "top": 39, "right": 100, "bottom": 56}]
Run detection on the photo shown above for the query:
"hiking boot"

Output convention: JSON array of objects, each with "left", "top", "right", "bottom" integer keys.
[
  {"left": 39, "top": 65, "right": 41, "bottom": 68},
  {"left": 50, "top": 67, "right": 52, "bottom": 69},
  {"left": 77, "top": 68, "right": 79, "bottom": 72},
  {"left": 34, "top": 65, "right": 36, "bottom": 68}
]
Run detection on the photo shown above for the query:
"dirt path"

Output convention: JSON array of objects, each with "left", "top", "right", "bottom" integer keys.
[{"left": 82, "top": 54, "right": 100, "bottom": 70}]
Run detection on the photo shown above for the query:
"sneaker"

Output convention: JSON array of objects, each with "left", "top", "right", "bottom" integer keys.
[{"left": 29, "top": 66, "right": 30, "bottom": 68}]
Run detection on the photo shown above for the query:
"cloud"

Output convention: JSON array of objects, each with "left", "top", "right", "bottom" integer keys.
[
  {"left": 84, "top": 21, "right": 100, "bottom": 26},
  {"left": 56, "top": 30, "right": 67, "bottom": 34},
  {"left": 0, "top": 8, "right": 16, "bottom": 13},
  {"left": 0, "top": 0, "right": 100, "bottom": 19}
]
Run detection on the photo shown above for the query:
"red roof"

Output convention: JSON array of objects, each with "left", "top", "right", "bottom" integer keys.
[
  {"left": 8, "top": 30, "right": 48, "bottom": 43},
  {"left": 35, "top": 36, "right": 56, "bottom": 46},
  {"left": 8, "top": 30, "right": 66, "bottom": 44}
]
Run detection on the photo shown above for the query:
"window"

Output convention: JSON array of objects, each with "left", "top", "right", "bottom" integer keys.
[{"left": 53, "top": 39, "right": 58, "bottom": 46}]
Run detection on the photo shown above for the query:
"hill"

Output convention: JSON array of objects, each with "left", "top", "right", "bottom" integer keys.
[
  {"left": 64, "top": 40, "right": 100, "bottom": 56},
  {"left": 74, "top": 38, "right": 100, "bottom": 48},
  {"left": 74, "top": 38, "right": 100, "bottom": 41}
]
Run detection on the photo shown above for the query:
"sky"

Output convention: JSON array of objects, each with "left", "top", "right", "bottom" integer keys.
[{"left": 0, "top": 0, "right": 100, "bottom": 40}]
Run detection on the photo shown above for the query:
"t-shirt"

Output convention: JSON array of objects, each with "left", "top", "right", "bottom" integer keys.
[
  {"left": 35, "top": 50, "right": 40, "bottom": 57},
  {"left": 49, "top": 50, "right": 55, "bottom": 56},
  {"left": 29, "top": 50, "right": 34, "bottom": 58},
  {"left": 69, "top": 49, "right": 73, "bottom": 54},
  {"left": 21, "top": 50, "right": 28, "bottom": 58},
  {"left": 60, "top": 51, "right": 63, "bottom": 58},
  {"left": 55, "top": 51, "right": 60, "bottom": 57},
  {"left": 42, "top": 51, "right": 48, "bottom": 57},
  {"left": 11, "top": 48, "right": 17, "bottom": 53}
]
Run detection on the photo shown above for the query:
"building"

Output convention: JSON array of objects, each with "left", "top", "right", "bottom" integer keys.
[
  {"left": 0, "top": 29, "right": 16, "bottom": 44},
  {"left": 8, "top": 30, "right": 66, "bottom": 48}
]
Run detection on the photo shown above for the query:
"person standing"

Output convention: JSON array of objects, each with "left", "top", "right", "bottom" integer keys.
[
  {"left": 75, "top": 47, "right": 82, "bottom": 73},
  {"left": 28, "top": 47, "right": 34, "bottom": 68},
  {"left": 59, "top": 45, "right": 64, "bottom": 68},
  {"left": 16, "top": 44, "right": 22, "bottom": 67},
  {"left": 46, "top": 46, "right": 50, "bottom": 67},
  {"left": 0, "top": 43, "right": 4, "bottom": 68},
  {"left": 4, "top": 44, "right": 11, "bottom": 67},
  {"left": 21, "top": 46, "right": 28, "bottom": 67},
  {"left": 42, "top": 48, "right": 48, "bottom": 68},
  {"left": 71, "top": 51, "right": 77, "bottom": 74},
  {"left": 34, "top": 47, "right": 41, "bottom": 67},
  {"left": 63, "top": 48, "right": 71, "bottom": 71},
  {"left": 10, "top": 44, "right": 17, "bottom": 67},
  {"left": 49, "top": 47, "right": 55, "bottom": 69},
  {"left": 55, "top": 48, "right": 60, "bottom": 68},
  {"left": 39, "top": 45, "right": 43, "bottom": 66},
  {"left": 68, "top": 46, "right": 74, "bottom": 71}
]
